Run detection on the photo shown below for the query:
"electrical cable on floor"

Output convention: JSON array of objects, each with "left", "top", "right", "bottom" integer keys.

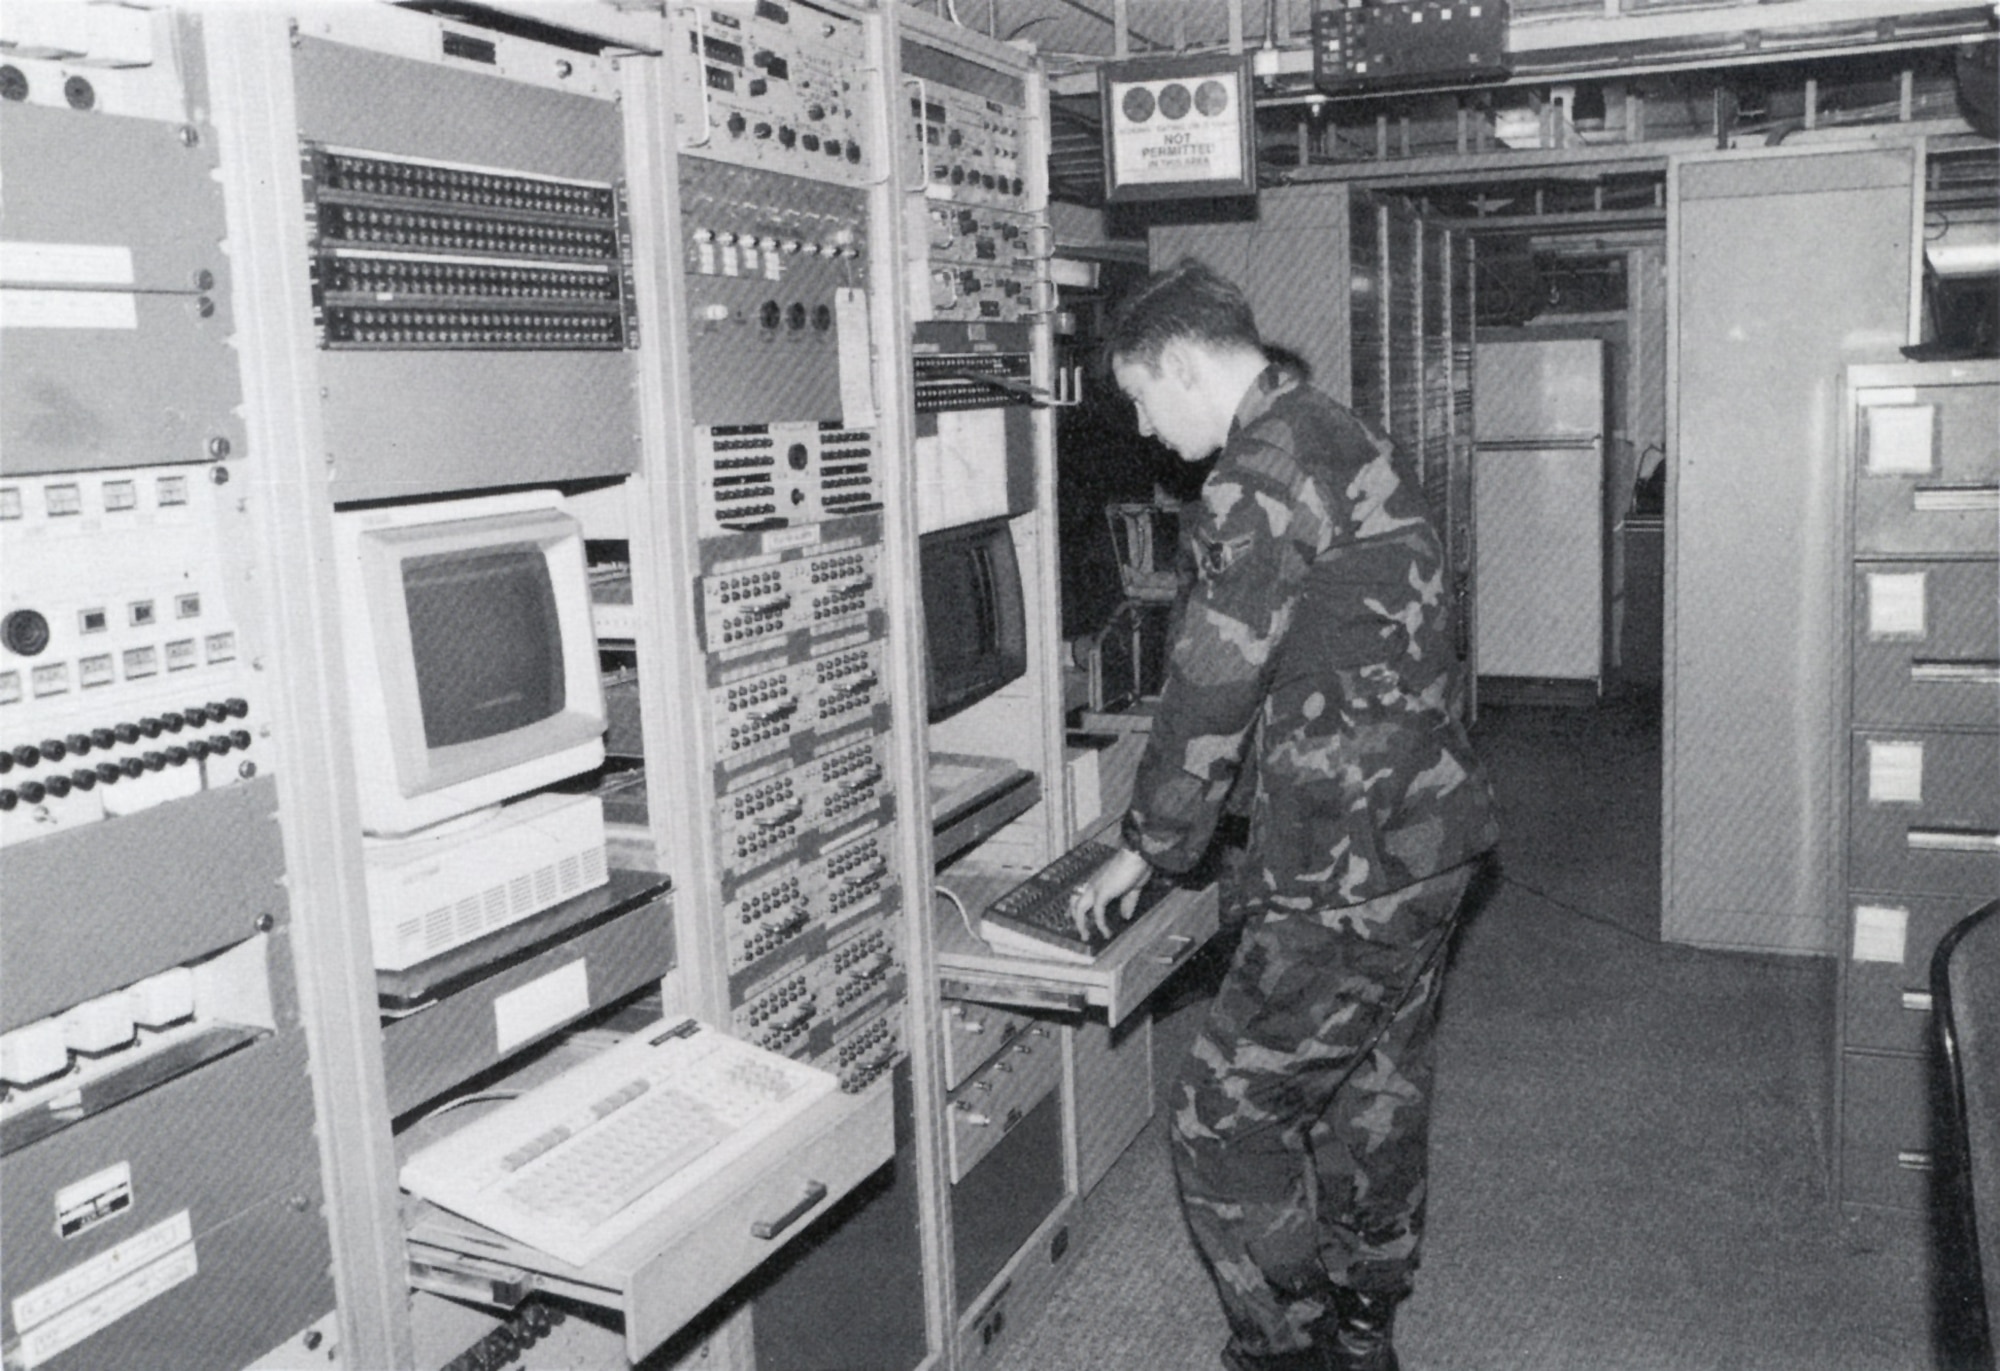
[{"left": 1497, "top": 872, "right": 1659, "bottom": 944}]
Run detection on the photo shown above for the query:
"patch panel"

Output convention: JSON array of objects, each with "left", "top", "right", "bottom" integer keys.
[
  {"left": 815, "top": 822, "right": 895, "bottom": 925},
  {"left": 807, "top": 640, "right": 887, "bottom": 734},
  {"left": 697, "top": 541, "right": 883, "bottom": 655},
  {"left": 710, "top": 658, "right": 813, "bottom": 773},
  {"left": 825, "top": 919, "right": 898, "bottom": 1025},
  {"left": 807, "top": 734, "right": 891, "bottom": 833},
  {"left": 730, "top": 956, "right": 826, "bottom": 1061},
  {"left": 717, "top": 764, "right": 808, "bottom": 878},
  {"left": 695, "top": 421, "right": 880, "bottom": 536},
  {"left": 723, "top": 863, "right": 818, "bottom": 976},
  {"left": 820, "top": 1002, "right": 901, "bottom": 1094},
  {"left": 302, "top": 145, "right": 635, "bottom": 352}
]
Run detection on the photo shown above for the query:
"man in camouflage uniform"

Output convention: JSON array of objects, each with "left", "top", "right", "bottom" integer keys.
[{"left": 1072, "top": 260, "right": 1496, "bottom": 1371}]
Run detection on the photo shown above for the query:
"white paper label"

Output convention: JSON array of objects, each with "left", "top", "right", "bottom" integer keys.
[
  {"left": 13, "top": 1210, "right": 193, "bottom": 1333},
  {"left": 1867, "top": 739, "right": 1925, "bottom": 805},
  {"left": 1865, "top": 571, "right": 1928, "bottom": 639},
  {"left": 1864, "top": 405, "right": 1936, "bottom": 476},
  {"left": 0, "top": 242, "right": 136, "bottom": 286},
  {"left": 835, "top": 286, "right": 876, "bottom": 428},
  {"left": 0, "top": 288, "right": 140, "bottom": 330},
  {"left": 16, "top": 1242, "right": 198, "bottom": 1368},
  {"left": 492, "top": 959, "right": 590, "bottom": 1054},
  {"left": 1851, "top": 904, "right": 1910, "bottom": 965}
]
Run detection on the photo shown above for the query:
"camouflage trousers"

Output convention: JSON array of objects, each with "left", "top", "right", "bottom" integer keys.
[{"left": 1170, "top": 860, "right": 1477, "bottom": 1360}]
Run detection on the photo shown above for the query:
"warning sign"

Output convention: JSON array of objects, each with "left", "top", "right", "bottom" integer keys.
[{"left": 1100, "top": 56, "right": 1255, "bottom": 202}]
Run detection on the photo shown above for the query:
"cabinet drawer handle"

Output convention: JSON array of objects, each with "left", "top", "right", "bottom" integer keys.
[
  {"left": 1910, "top": 661, "right": 2000, "bottom": 686},
  {"left": 1896, "top": 1150, "right": 1933, "bottom": 1173},
  {"left": 752, "top": 1180, "right": 828, "bottom": 1240},
  {"left": 1906, "top": 828, "right": 2000, "bottom": 854},
  {"left": 1900, "top": 990, "right": 1934, "bottom": 1013},
  {"left": 1911, "top": 485, "right": 1999, "bottom": 513},
  {"left": 1153, "top": 934, "right": 1194, "bottom": 966}
]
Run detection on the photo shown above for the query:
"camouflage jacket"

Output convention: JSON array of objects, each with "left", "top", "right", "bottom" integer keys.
[{"left": 1121, "top": 366, "right": 1497, "bottom": 907}]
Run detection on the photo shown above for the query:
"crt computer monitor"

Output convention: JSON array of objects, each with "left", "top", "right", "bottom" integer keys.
[
  {"left": 333, "top": 489, "right": 606, "bottom": 837},
  {"left": 920, "top": 516, "right": 1028, "bottom": 723}
]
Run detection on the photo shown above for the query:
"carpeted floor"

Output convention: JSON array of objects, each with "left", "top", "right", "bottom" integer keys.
[{"left": 985, "top": 700, "right": 1941, "bottom": 1371}]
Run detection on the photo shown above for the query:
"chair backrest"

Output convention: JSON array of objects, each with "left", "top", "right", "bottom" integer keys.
[{"left": 1933, "top": 896, "right": 2000, "bottom": 1369}]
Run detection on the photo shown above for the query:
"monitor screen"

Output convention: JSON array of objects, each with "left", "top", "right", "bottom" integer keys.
[
  {"left": 406, "top": 545, "right": 565, "bottom": 749},
  {"left": 922, "top": 517, "right": 1027, "bottom": 723},
  {"left": 335, "top": 490, "right": 605, "bottom": 836}
]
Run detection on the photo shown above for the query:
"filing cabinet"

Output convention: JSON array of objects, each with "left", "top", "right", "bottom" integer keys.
[{"left": 1833, "top": 360, "right": 2000, "bottom": 1222}]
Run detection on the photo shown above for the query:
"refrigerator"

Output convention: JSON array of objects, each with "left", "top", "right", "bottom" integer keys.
[{"left": 1471, "top": 338, "right": 1608, "bottom": 687}]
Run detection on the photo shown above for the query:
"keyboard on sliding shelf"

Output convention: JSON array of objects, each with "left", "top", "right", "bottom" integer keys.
[
  {"left": 400, "top": 1018, "right": 836, "bottom": 1268},
  {"left": 977, "top": 839, "right": 1176, "bottom": 965}
]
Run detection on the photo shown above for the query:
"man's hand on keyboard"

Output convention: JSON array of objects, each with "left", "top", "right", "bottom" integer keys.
[{"left": 1068, "top": 846, "right": 1153, "bottom": 940}]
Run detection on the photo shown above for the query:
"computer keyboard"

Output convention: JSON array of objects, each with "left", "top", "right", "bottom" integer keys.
[
  {"left": 401, "top": 1018, "right": 836, "bottom": 1268},
  {"left": 977, "top": 840, "right": 1172, "bottom": 964}
]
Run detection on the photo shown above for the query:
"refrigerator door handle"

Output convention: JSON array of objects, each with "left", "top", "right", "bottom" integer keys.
[{"left": 1474, "top": 438, "right": 1604, "bottom": 452}]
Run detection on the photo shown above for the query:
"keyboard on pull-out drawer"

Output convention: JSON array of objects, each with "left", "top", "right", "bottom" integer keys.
[
  {"left": 977, "top": 840, "right": 1176, "bottom": 964},
  {"left": 399, "top": 1018, "right": 836, "bottom": 1268}
]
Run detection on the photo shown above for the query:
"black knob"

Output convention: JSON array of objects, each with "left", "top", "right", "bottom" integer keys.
[
  {"left": 66, "top": 734, "right": 90, "bottom": 756},
  {"left": 114, "top": 723, "right": 140, "bottom": 744},
  {"left": 1, "top": 609, "right": 50, "bottom": 656},
  {"left": 12, "top": 744, "right": 39, "bottom": 769},
  {"left": 0, "top": 790, "right": 15, "bottom": 812},
  {"left": 71, "top": 768, "right": 96, "bottom": 792},
  {"left": 139, "top": 718, "right": 162, "bottom": 739},
  {"left": 165, "top": 746, "right": 189, "bottom": 766},
  {"left": 159, "top": 712, "right": 184, "bottom": 733},
  {"left": 207, "top": 734, "right": 232, "bottom": 755},
  {"left": 726, "top": 112, "right": 746, "bottom": 136},
  {"left": 39, "top": 739, "right": 65, "bottom": 763},
  {"left": 753, "top": 122, "right": 772, "bottom": 140},
  {"left": 91, "top": 728, "right": 115, "bottom": 749},
  {"left": 141, "top": 751, "right": 165, "bottom": 772},
  {"left": 44, "top": 774, "right": 70, "bottom": 798},
  {"left": 0, "top": 753, "right": 10, "bottom": 775},
  {"left": 846, "top": 143, "right": 862, "bottom": 163},
  {"left": 19, "top": 780, "right": 45, "bottom": 804},
  {"left": 119, "top": 757, "right": 144, "bottom": 779},
  {"left": 223, "top": 698, "right": 249, "bottom": 718},
  {"left": 778, "top": 125, "right": 796, "bottom": 148},
  {"left": 788, "top": 443, "right": 810, "bottom": 471},
  {"left": 96, "top": 762, "right": 121, "bottom": 785},
  {"left": 229, "top": 730, "right": 251, "bottom": 750},
  {"left": 187, "top": 739, "right": 211, "bottom": 760}
]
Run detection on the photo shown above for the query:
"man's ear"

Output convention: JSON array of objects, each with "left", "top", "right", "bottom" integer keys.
[{"left": 1160, "top": 338, "right": 1200, "bottom": 390}]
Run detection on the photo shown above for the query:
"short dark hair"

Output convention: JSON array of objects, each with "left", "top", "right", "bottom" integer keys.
[{"left": 1103, "top": 257, "right": 1262, "bottom": 374}]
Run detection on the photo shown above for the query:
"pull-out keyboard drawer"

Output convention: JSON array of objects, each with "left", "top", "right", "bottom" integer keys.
[
  {"left": 935, "top": 876, "right": 1220, "bottom": 1028},
  {"left": 405, "top": 1082, "right": 891, "bottom": 1365}
]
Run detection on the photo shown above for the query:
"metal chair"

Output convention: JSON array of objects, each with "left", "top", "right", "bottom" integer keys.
[{"left": 1932, "top": 896, "right": 2000, "bottom": 1371}]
